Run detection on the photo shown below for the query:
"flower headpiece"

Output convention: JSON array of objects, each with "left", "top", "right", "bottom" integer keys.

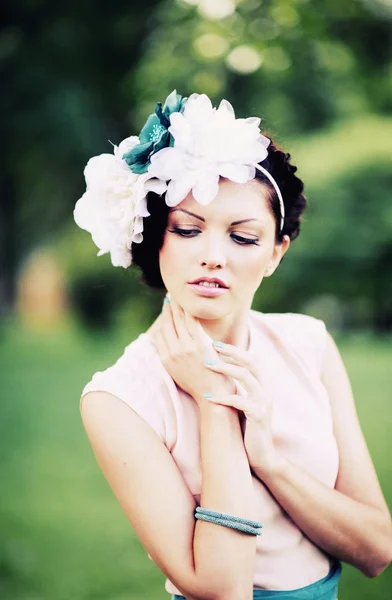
[{"left": 73, "top": 90, "right": 285, "bottom": 268}]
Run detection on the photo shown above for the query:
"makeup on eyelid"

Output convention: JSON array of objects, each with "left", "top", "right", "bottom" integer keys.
[
  {"left": 167, "top": 217, "right": 262, "bottom": 239},
  {"left": 168, "top": 226, "right": 260, "bottom": 246}
]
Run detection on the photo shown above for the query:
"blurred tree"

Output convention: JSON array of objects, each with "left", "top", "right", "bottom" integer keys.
[
  {"left": 132, "top": 0, "right": 391, "bottom": 132},
  {"left": 1, "top": 0, "right": 391, "bottom": 329},
  {"left": 1, "top": 0, "right": 161, "bottom": 313}
]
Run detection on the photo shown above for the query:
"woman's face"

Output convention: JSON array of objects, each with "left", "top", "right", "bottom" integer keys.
[{"left": 159, "top": 178, "right": 290, "bottom": 320}]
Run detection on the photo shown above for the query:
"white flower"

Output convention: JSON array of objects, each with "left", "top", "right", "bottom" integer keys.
[
  {"left": 148, "top": 93, "right": 271, "bottom": 206},
  {"left": 73, "top": 136, "right": 167, "bottom": 268}
]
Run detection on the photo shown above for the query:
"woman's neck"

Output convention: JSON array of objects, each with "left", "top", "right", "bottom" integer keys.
[
  {"left": 146, "top": 307, "right": 252, "bottom": 351},
  {"left": 197, "top": 311, "right": 251, "bottom": 350}
]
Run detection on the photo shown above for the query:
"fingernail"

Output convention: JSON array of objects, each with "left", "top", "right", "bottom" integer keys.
[
  {"left": 212, "top": 340, "right": 225, "bottom": 348},
  {"left": 205, "top": 359, "right": 216, "bottom": 365},
  {"left": 203, "top": 393, "right": 214, "bottom": 399},
  {"left": 163, "top": 297, "right": 170, "bottom": 305}
]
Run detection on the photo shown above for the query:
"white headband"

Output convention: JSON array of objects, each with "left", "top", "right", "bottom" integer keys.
[
  {"left": 254, "top": 163, "right": 285, "bottom": 232},
  {"left": 73, "top": 90, "right": 285, "bottom": 268}
]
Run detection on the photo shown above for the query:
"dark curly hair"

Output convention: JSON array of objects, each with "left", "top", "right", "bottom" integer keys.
[{"left": 131, "top": 136, "right": 307, "bottom": 289}]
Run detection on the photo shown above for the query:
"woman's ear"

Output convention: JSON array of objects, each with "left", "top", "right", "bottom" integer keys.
[
  {"left": 281, "top": 234, "right": 291, "bottom": 257},
  {"left": 265, "top": 235, "right": 290, "bottom": 276}
]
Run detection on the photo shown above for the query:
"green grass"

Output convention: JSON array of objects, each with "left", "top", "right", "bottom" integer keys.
[{"left": 0, "top": 319, "right": 391, "bottom": 599}]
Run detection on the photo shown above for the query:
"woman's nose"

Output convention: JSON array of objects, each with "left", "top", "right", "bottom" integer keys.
[{"left": 200, "top": 236, "right": 227, "bottom": 268}]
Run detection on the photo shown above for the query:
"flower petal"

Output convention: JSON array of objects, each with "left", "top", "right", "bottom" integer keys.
[
  {"left": 244, "top": 116, "right": 261, "bottom": 128},
  {"left": 144, "top": 178, "right": 168, "bottom": 195},
  {"left": 182, "top": 94, "right": 214, "bottom": 130},
  {"left": 253, "top": 139, "right": 270, "bottom": 162},
  {"left": 192, "top": 172, "right": 220, "bottom": 205},
  {"left": 219, "top": 163, "right": 254, "bottom": 183},
  {"left": 84, "top": 155, "right": 118, "bottom": 190},
  {"left": 168, "top": 112, "right": 191, "bottom": 149},
  {"left": 217, "top": 98, "right": 235, "bottom": 119},
  {"left": 116, "top": 136, "right": 139, "bottom": 159},
  {"left": 163, "top": 89, "right": 182, "bottom": 115},
  {"left": 165, "top": 171, "right": 198, "bottom": 207},
  {"left": 123, "top": 141, "right": 152, "bottom": 167},
  {"left": 138, "top": 114, "right": 161, "bottom": 144},
  {"left": 148, "top": 146, "right": 184, "bottom": 180},
  {"left": 258, "top": 133, "right": 271, "bottom": 149},
  {"left": 74, "top": 149, "right": 154, "bottom": 268},
  {"left": 110, "top": 246, "right": 132, "bottom": 268}
]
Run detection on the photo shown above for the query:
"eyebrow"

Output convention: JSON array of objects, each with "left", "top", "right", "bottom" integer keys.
[{"left": 169, "top": 208, "right": 262, "bottom": 226}]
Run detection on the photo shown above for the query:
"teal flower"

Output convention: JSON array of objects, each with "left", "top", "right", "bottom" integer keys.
[{"left": 123, "top": 90, "right": 187, "bottom": 175}]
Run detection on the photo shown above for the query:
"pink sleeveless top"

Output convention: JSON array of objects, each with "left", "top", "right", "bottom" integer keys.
[{"left": 80, "top": 310, "right": 339, "bottom": 593}]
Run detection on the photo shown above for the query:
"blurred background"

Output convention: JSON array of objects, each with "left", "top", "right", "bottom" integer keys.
[{"left": 1, "top": 0, "right": 391, "bottom": 598}]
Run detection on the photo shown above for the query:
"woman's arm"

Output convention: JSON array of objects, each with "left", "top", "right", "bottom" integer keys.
[
  {"left": 150, "top": 300, "right": 259, "bottom": 599},
  {"left": 194, "top": 401, "right": 258, "bottom": 600},
  {"left": 81, "top": 390, "right": 258, "bottom": 600},
  {"left": 252, "top": 331, "right": 392, "bottom": 578}
]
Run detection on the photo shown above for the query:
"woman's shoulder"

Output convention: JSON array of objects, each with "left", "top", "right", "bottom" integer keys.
[
  {"left": 82, "top": 332, "right": 160, "bottom": 387},
  {"left": 250, "top": 308, "right": 326, "bottom": 337},
  {"left": 79, "top": 332, "right": 172, "bottom": 444},
  {"left": 249, "top": 309, "right": 328, "bottom": 374}
]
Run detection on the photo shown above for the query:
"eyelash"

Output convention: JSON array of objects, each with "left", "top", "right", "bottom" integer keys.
[{"left": 168, "top": 227, "right": 260, "bottom": 246}]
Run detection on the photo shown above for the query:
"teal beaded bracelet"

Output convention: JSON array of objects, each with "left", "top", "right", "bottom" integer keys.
[
  {"left": 195, "top": 507, "right": 263, "bottom": 536},
  {"left": 195, "top": 512, "right": 263, "bottom": 535},
  {"left": 196, "top": 506, "right": 263, "bottom": 529}
]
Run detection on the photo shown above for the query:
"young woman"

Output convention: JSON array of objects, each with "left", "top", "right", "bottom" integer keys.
[{"left": 75, "top": 91, "right": 392, "bottom": 600}]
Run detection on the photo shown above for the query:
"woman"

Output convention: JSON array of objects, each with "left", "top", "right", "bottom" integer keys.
[{"left": 75, "top": 91, "right": 392, "bottom": 599}]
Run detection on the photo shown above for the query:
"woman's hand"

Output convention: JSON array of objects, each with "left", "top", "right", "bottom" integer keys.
[
  {"left": 204, "top": 342, "right": 280, "bottom": 477},
  {"left": 150, "top": 298, "right": 236, "bottom": 410}
]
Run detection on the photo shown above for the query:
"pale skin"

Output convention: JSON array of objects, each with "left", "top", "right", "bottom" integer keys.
[{"left": 80, "top": 178, "right": 392, "bottom": 600}]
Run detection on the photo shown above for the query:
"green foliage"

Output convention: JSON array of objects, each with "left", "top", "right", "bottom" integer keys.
[
  {"left": 1, "top": 0, "right": 391, "bottom": 328},
  {"left": 132, "top": 0, "right": 391, "bottom": 133}
]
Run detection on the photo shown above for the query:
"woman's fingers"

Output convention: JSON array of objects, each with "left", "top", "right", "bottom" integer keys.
[
  {"left": 167, "top": 297, "right": 211, "bottom": 347},
  {"left": 182, "top": 308, "right": 213, "bottom": 345},
  {"left": 205, "top": 359, "right": 259, "bottom": 394},
  {"left": 182, "top": 310, "right": 202, "bottom": 340},
  {"left": 213, "top": 343, "right": 261, "bottom": 381},
  {"left": 204, "top": 392, "right": 251, "bottom": 414},
  {"left": 161, "top": 296, "right": 185, "bottom": 340},
  {"left": 169, "top": 300, "right": 195, "bottom": 345},
  {"left": 234, "top": 379, "right": 247, "bottom": 397},
  {"left": 166, "top": 299, "right": 181, "bottom": 338},
  {"left": 160, "top": 297, "right": 183, "bottom": 354},
  {"left": 162, "top": 298, "right": 199, "bottom": 356},
  {"left": 150, "top": 328, "right": 169, "bottom": 363}
]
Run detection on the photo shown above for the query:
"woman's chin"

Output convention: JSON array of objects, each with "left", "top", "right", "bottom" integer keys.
[
  {"left": 174, "top": 288, "right": 232, "bottom": 319},
  {"left": 186, "top": 302, "right": 227, "bottom": 321}
]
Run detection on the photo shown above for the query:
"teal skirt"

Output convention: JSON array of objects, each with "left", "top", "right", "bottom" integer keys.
[{"left": 171, "top": 558, "right": 342, "bottom": 600}]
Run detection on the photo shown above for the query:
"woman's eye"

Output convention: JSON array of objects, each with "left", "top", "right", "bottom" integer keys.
[
  {"left": 168, "top": 227, "right": 200, "bottom": 237},
  {"left": 231, "top": 234, "right": 260, "bottom": 246},
  {"left": 168, "top": 227, "right": 259, "bottom": 246}
]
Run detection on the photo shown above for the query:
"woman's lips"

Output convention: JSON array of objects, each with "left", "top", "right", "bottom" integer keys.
[{"left": 188, "top": 283, "right": 229, "bottom": 297}]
